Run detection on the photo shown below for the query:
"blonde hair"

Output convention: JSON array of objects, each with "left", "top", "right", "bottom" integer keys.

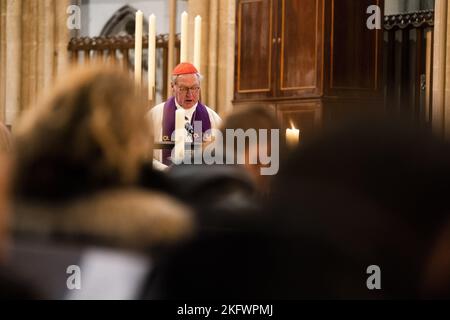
[{"left": 14, "top": 65, "right": 152, "bottom": 200}]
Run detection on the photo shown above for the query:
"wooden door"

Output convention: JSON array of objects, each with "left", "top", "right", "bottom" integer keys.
[
  {"left": 323, "top": 0, "right": 384, "bottom": 99},
  {"left": 235, "top": 0, "right": 277, "bottom": 102},
  {"left": 276, "top": 0, "right": 324, "bottom": 99}
]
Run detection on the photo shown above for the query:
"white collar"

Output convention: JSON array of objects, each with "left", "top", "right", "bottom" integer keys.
[
  {"left": 175, "top": 99, "right": 198, "bottom": 119},
  {"left": 175, "top": 99, "right": 198, "bottom": 110}
]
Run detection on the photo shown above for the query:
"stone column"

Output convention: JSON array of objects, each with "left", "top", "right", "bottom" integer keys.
[
  {"left": 167, "top": 0, "right": 176, "bottom": 99},
  {"left": 207, "top": 0, "right": 218, "bottom": 110},
  {"left": 42, "top": 0, "right": 56, "bottom": 90},
  {"left": 187, "top": 0, "right": 235, "bottom": 115},
  {"left": 216, "top": 0, "right": 236, "bottom": 116},
  {"left": 0, "top": 0, "right": 7, "bottom": 123},
  {"left": 5, "top": 0, "right": 22, "bottom": 126},
  {"left": 432, "top": 0, "right": 448, "bottom": 137},
  {"left": 54, "top": 0, "right": 70, "bottom": 78},
  {"left": 36, "top": 0, "right": 45, "bottom": 96},
  {"left": 28, "top": 0, "right": 39, "bottom": 109},
  {"left": 21, "top": 0, "right": 38, "bottom": 112},
  {"left": 0, "top": 0, "right": 71, "bottom": 124},
  {"left": 187, "top": 0, "right": 210, "bottom": 105}
]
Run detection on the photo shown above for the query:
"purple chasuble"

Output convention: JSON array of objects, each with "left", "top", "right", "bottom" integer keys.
[{"left": 162, "top": 97, "right": 212, "bottom": 165}]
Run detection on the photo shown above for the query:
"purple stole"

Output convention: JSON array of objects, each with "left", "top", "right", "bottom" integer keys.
[{"left": 162, "top": 97, "right": 212, "bottom": 165}]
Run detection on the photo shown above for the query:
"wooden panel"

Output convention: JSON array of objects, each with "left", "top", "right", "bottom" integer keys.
[
  {"left": 384, "top": 30, "right": 396, "bottom": 113},
  {"left": 235, "top": 0, "right": 273, "bottom": 98},
  {"left": 327, "top": 99, "right": 385, "bottom": 123},
  {"left": 383, "top": 10, "right": 434, "bottom": 126},
  {"left": 277, "top": 102, "right": 322, "bottom": 143},
  {"left": 425, "top": 28, "right": 433, "bottom": 124},
  {"left": 279, "top": 0, "right": 322, "bottom": 97},
  {"left": 393, "top": 29, "right": 403, "bottom": 112},
  {"left": 328, "top": 0, "right": 381, "bottom": 93},
  {"left": 232, "top": 0, "right": 386, "bottom": 127}
]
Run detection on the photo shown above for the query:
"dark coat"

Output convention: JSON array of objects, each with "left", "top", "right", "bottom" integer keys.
[{"left": 6, "top": 188, "right": 193, "bottom": 299}]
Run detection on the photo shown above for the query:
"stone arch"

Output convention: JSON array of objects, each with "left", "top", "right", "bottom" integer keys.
[
  {"left": 99, "top": 5, "right": 150, "bottom": 72},
  {"left": 100, "top": 5, "right": 148, "bottom": 36}
]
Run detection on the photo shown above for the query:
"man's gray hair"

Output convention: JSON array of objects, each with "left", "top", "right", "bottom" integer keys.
[{"left": 171, "top": 73, "right": 203, "bottom": 85}]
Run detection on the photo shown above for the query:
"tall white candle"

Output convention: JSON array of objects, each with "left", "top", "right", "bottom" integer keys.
[
  {"left": 174, "top": 109, "right": 186, "bottom": 163},
  {"left": 180, "top": 11, "right": 188, "bottom": 63},
  {"left": 134, "top": 10, "right": 143, "bottom": 87},
  {"left": 148, "top": 14, "right": 156, "bottom": 101},
  {"left": 193, "top": 15, "right": 202, "bottom": 71}
]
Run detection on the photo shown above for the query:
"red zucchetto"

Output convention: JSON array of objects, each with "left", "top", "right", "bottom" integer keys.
[{"left": 172, "top": 62, "right": 199, "bottom": 76}]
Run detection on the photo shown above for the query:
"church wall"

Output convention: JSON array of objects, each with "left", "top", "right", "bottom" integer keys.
[
  {"left": 187, "top": 0, "right": 235, "bottom": 117},
  {"left": 3, "top": 0, "right": 21, "bottom": 126},
  {"left": 216, "top": 0, "right": 236, "bottom": 117},
  {"left": 0, "top": 0, "right": 70, "bottom": 127},
  {"left": 0, "top": 0, "right": 7, "bottom": 123},
  {"left": 80, "top": 0, "right": 187, "bottom": 37},
  {"left": 385, "top": 0, "right": 434, "bottom": 15}
]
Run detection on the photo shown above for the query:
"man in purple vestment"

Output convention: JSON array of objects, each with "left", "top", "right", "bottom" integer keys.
[{"left": 148, "top": 63, "right": 222, "bottom": 167}]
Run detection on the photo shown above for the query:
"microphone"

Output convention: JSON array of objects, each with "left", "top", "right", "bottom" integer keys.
[{"left": 185, "top": 117, "right": 194, "bottom": 136}]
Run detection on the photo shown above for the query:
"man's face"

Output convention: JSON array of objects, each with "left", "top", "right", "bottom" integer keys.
[{"left": 172, "top": 74, "right": 201, "bottom": 110}]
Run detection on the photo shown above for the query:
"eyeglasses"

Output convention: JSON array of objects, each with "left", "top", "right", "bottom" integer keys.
[{"left": 176, "top": 86, "right": 200, "bottom": 94}]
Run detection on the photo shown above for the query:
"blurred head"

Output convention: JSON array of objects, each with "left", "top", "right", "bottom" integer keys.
[
  {"left": 221, "top": 105, "right": 281, "bottom": 194},
  {"left": 171, "top": 63, "right": 201, "bottom": 110},
  {"left": 13, "top": 65, "right": 152, "bottom": 202}
]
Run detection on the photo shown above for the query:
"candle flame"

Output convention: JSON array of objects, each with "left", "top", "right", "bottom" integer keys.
[{"left": 290, "top": 121, "right": 296, "bottom": 130}]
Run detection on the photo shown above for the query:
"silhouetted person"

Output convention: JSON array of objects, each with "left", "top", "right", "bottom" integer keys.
[
  {"left": 269, "top": 118, "right": 450, "bottom": 299},
  {"left": 148, "top": 118, "right": 450, "bottom": 299}
]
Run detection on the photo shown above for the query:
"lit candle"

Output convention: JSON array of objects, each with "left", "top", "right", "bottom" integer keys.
[
  {"left": 134, "top": 10, "right": 143, "bottom": 87},
  {"left": 148, "top": 14, "right": 156, "bottom": 101},
  {"left": 193, "top": 15, "right": 202, "bottom": 71},
  {"left": 286, "top": 126, "right": 300, "bottom": 148},
  {"left": 174, "top": 109, "right": 186, "bottom": 163},
  {"left": 180, "top": 11, "right": 188, "bottom": 63}
]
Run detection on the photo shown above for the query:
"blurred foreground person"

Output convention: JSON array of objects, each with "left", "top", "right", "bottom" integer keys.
[
  {"left": 147, "top": 106, "right": 284, "bottom": 299},
  {"left": 149, "top": 119, "right": 450, "bottom": 299},
  {"left": 164, "top": 106, "right": 281, "bottom": 227},
  {"left": 0, "top": 124, "right": 37, "bottom": 299},
  {"left": 269, "top": 119, "right": 450, "bottom": 299},
  {"left": 7, "top": 66, "right": 193, "bottom": 299}
]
